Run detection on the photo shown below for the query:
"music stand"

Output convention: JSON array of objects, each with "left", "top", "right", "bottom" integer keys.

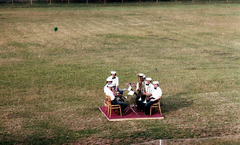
[{"left": 123, "top": 93, "right": 140, "bottom": 117}]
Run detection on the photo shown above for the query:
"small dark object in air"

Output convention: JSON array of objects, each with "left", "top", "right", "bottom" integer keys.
[{"left": 54, "top": 27, "right": 58, "bottom": 32}]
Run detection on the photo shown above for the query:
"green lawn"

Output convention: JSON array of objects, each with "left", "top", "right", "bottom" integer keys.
[{"left": 0, "top": 3, "right": 240, "bottom": 144}]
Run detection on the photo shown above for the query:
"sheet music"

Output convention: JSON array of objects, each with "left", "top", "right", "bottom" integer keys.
[{"left": 127, "top": 91, "right": 134, "bottom": 96}]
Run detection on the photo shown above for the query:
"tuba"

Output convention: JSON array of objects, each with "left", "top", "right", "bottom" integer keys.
[{"left": 137, "top": 73, "right": 145, "bottom": 101}]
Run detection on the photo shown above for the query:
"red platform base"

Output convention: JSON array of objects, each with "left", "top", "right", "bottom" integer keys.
[{"left": 99, "top": 106, "right": 164, "bottom": 121}]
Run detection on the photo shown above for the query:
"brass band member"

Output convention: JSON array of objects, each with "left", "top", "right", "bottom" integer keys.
[
  {"left": 136, "top": 74, "right": 146, "bottom": 92},
  {"left": 144, "top": 81, "right": 162, "bottom": 115},
  {"left": 104, "top": 77, "right": 112, "bottom": 94},
  {"left": 105, "top": 84, "right": 127, "bottom": 115},
  {"left": 140, "top": 77, "right": 154, "bottom": 110},
  {"left": 135, "top": 73, "right": 145, "bottom": 110},
  {"left": 109, "top": 71, "right": 123, "bottom": 95},
  {"left": 143, "top": 77, "right": 153, "bottom": 97}
]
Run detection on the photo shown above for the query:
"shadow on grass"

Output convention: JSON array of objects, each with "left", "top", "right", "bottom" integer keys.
[{"left": 161, "top": 93, "right": 193, "bottom": 114}]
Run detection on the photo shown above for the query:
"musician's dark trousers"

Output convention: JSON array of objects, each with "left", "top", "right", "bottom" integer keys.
[
  {"left": 135, "top": 95, "right": 145, "bottom": 111},
  {"left": 113, "top": 86, "right": 123, "bottom": 95},
  {"left": 144, "top": 98, "right": 158, "bottom": 115},
  {"left": 111, "top": 99, "right": 127, "bottom": 112},
  {"left": 117, "top": 97, "right": 125, "bottom": 102}
]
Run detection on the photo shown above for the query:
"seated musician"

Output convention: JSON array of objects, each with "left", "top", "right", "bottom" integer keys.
[
  {"left": 109, "top": 71, "right": 123, "bottom": 95},
  {"left": 144, "top": 81, "right": 162, "bottom": 115},
  {"left": 135, "top": 74, "right": 145, "bottom": 110},
  {"left": 104, "top": 77, "right": 112, "bottom": 94},
  {"left": 105, "top": 76, "right": 124, "bottom": 103},
  {"left": 105, "top": 84, "right": 127, "bottom": 115},
  {"left": 143, "top": 77, "right": 153, "bottom": 96},
  {"left": 140, "top": 77, "right": 154, "bottom": 111},
  {"left": 136, "top": 74, "right": 146, "bottom": 92}
]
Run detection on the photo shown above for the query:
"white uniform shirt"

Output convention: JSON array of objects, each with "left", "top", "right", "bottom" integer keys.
[
  {"left": 109, "top": 76, "right": 119, "bottom": 87},
  {"left": 105, "top": 87, "right": 115, "bottom": 101},
  {"left": 145, "top": 83, "right": 154, "bottom": 95},
  {"left": 104, "top": 84, "right": 108, "bottom": 94},
  {"left": 152, "top": 87, "right": 162, "bottom": 100}
]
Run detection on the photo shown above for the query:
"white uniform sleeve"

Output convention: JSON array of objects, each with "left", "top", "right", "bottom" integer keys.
[
  {"left": 104, "top": 84, "right": 108, "bottom": 93},
  {"left": 152, "top": 87, "right": 162, "bottom": 99},
  {"left": 159, "top": 88, "right": 162, "bottom": 97},
  {"left": 105, "top": 88, "right": 115, "bottom": 101},
  {"left": 116, "top": 77, "right": 119, "bottom": 87}
]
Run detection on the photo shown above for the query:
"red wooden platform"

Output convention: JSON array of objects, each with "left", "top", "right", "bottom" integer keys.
[{"left": 99, "top": 106, "right": 164, "bottom": 121}]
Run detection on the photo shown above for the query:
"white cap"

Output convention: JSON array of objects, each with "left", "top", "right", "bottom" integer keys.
[
  {"left": 153, "top": 81, "right": 159, "bottom": 85},
  {"left": 143, "top": 75, "right": 146, "bottom": 78},
  {"left": 146, "top": 77, "right": 152, "bottom": 81},
  {"left": 107, "top": 84, "right": 113, "bottom": 87},
  {"left": 106, "top": 77, "right": 112, "bottom": 81},
  {"left": 111, "top": 71, "right": 116, "bottom": 74},
  {"left": 137, "top": 73, "right": 144, "bottom": 77}
]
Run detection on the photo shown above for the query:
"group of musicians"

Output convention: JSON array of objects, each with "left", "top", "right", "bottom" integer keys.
[{"left": 104, "top": 71, "right": 162, "bottom": 115}]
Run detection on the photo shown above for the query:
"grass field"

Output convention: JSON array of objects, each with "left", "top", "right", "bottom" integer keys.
[{"left": 0, "top": 3, "right": 240, "bottom": 144}]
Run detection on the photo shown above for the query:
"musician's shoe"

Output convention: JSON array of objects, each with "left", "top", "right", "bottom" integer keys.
[
  {"left": 115, "top": 110, "right": 120, "bottom": 115},
  {"left": 144, "top": 113, "right": 150, "bottom": 115}
]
